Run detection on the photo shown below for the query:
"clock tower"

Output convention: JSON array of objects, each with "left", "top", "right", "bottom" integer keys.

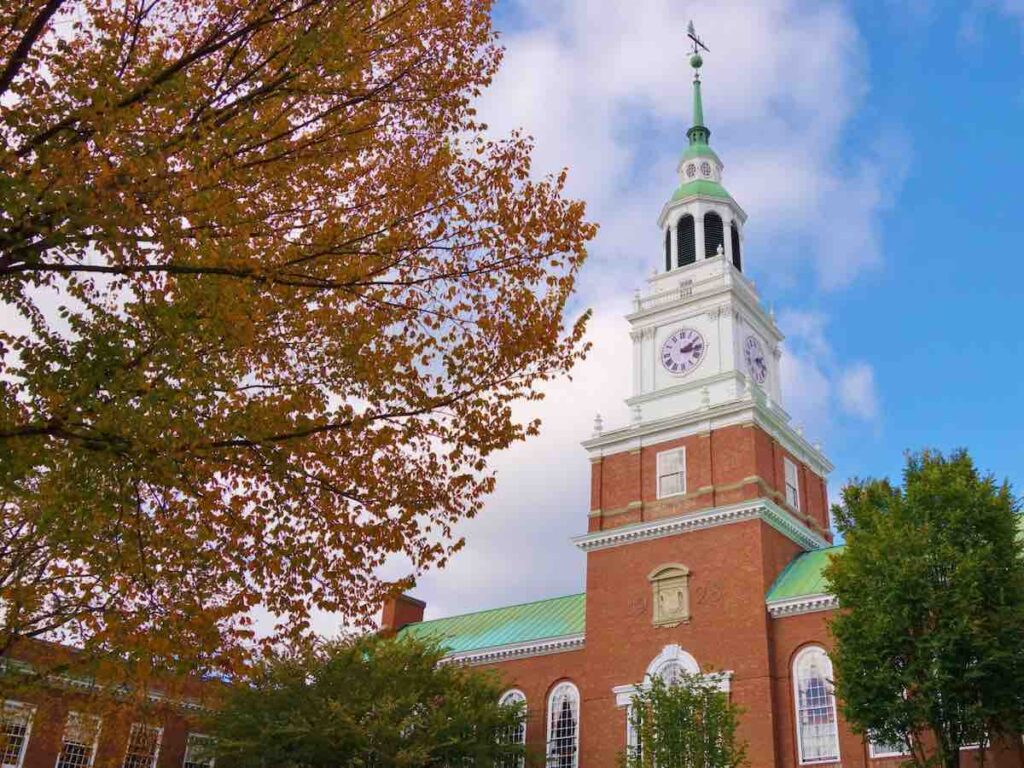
[{"left": 581, "top": 44, "right": 832, "bottom": 540}]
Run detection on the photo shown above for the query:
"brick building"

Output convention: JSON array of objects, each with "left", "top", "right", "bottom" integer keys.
[
  {"left": 1, "top": 641, "right": 215, "bottom": 768},
  {"left": 387, "top": 47, "right": 1024, "bottom": 768}
]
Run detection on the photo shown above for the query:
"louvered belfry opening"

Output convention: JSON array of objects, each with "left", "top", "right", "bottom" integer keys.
[
  {"left": 731, "top": 221, "right": 742, "bottom": 271},
  {"left": 677, "top": 214, "right": 696, "bottom": 267},
  {"left": 664, "top": 228, "right": 672, "bottom": 272},
  {"left": 704, "top": 211, "right": 724, "bottom": 259}
]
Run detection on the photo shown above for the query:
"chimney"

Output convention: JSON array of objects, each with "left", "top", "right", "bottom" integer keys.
[{"left": 380, "top": 593, "right": 426, "bottom": 634}]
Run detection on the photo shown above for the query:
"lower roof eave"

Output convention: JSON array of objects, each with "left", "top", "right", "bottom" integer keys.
[
  {"left": 766, "top": 593, "right": 838, "bottom": 619},
  {"left": 441, "top": 633, "right": 585, "bottom": 667}
]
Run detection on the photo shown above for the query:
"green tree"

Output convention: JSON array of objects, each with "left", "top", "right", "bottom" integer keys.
[
  {"left": 825, "top": 449, "right": 1024, "bottom": 768},
  {"left": 621, "top": 672, "right": 747, "bottom": 768},
  {"left": 209, "top": 634, "right": 528, "bottom": 768}
]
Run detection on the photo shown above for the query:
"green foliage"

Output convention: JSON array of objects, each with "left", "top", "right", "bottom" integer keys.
[
  {"left": 620, "top": 672, "right": 747, "bottom": 768},
  {"left": 209, "top": 634, "right": 527, "bottom": 768},
  {"left": 825, "top": 449, "right": 1024, "bottom": 768}
]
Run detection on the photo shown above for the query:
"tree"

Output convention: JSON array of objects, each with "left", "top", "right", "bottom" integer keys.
[
  {"left": 825, "top": 449, "right": 1024, "bottom": 768},
  {"left": 0, "top": 0, "right": 595, "bottom": 679},
  {"left": 621, "top": 672, "right": 747, "bottom": 768},
  {"left": 209, "top": 634, "right": 527, "bottom": 768}
]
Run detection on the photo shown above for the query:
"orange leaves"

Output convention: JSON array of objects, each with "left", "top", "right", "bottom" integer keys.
[{"left": 0, "top": 0, "right": 594, "bottom": 682}]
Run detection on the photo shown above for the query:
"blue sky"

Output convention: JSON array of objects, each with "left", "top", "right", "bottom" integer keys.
[{"left": 373, "top": 0, "right": 1024, "bottom": 626}]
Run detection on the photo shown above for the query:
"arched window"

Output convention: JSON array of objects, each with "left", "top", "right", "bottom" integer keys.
[
  {"left": 704, "top": 211, "right": 724, "bottom": 259},
  {"left": 547, "top": 682, "right": 579, "bottom": 768},
  {"left": 730, "top": 221, "right": 742, "bottom": 271},
  {"left": 793, "top": 647, "right": 840, "bottom": 764},
  {"left": 498, "top": 689, "right": 526, "bottom": 768},
  {"left": 664, "top": 227, "right": 672, "bottom": 272},
  {"left": 676, "top": 215, "right": 696, "bottom": 267}
]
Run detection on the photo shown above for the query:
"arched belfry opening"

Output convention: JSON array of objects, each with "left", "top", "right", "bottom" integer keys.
[
  {"left": 664, "top": 228, "right": 672, "bottom": 272},
  {"left": 677, "top": 215, "right": 696, "bottom": 267},
  {"left": 730, "top": 221, "right": 742, "bottom": 271},
  {"left": 704, "top": 211, "right": 724, "bottom": 259}
]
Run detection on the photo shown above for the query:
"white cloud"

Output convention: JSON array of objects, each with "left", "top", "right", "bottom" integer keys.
[
  {"left": 350, "top": 0, "right": 903, "bottom": 626},
  {"left": 838, "top": 362, "right": 880, "bottom": 422}
]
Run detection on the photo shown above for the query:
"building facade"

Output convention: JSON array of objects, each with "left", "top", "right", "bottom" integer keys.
[{"left": 391, "top": 51, "right": 1024, "bottom": 768}]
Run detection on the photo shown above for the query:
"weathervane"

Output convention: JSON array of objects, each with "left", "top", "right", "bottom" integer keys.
[{"left": 686, "top": 20, "right": 710, "bottom": 78}]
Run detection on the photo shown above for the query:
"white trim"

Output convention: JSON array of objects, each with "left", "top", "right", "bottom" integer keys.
[
  {"left": 656, "top": 447, "right": 686, "bottom": 499},
  {"left": 785, "top": 457, "right": 801, "bottom": 511},
  {"left": 613, "top": 672, "right": 733, "bottom": 708},
  {"left": 122, "top": 724, "right": 162, "bottom": 768},
  {"left": 793, "top": 646, "right": 841, "bottom": 766},
  {"left": 1, "top": 700, "right": 36, "bottom": 768},
  {"left": 55, "top": 712, "right": 102, "bottom": 768},
  {"left": 584, "top": 391, "right": 832, "bottom": 477},
  {"left": 441, "top": 634, "right": 585, "bottom": 666},
  {"left": 546, "top": 682, "right": 580, "bottom": 768},
  {"left": 572, "top": 498, "right": 829, "bottom": 553},
  {"left": 182, "top": 734, "right": 216, "bottom": 768},
  {"left": 868, "top": 739, "right": 909, "bottom": 759},
  {"left": 767, "top": 594, "right": 839, "bottom": 618}
]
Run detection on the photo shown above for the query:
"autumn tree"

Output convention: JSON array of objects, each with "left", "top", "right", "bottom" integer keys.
[
  {"left": 826, "top": 450, "right": 1024, "bottom": 768},
  {"left": 0, "top": 0, "right": 595, "bottom": 682},
  {"left": 209, "top": 634, "right": 527, "bottom": 768}
]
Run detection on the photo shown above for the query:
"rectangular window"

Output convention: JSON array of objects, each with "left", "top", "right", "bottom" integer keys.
[
  {"left": 182, "top": 735, "right": 215, "bottom": 768},
  {"left": 122, "top": 725, "right": 161, "bottom": 768},
  {"left": 657, "top": 448, "right": 686, "bottom": 499},
  {"left": 784, "top": 457, "right": 801, "bottom": 510},
  {"left": 1, "top": 701, "right": 34, "bottom": 768},
  {"left": 869, "top": 737, "right": 908, "bottom": 759},
  {"left": 55, "top": 713, "right": 101, "bottom": 768}
]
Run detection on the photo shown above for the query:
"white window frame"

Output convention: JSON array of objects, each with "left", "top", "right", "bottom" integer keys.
[
  {"left": 656, "top": 448, "right": 686, "bottom": 499},
  {"left": 793, "top": 646, "right": 840, "bottom": 765},
  {"left": 55, "top": 712, "right": 102, "bottom": 768},
  {"left": 182, "top": 734, "right": 216, "bottom": 768},
  {"left": 122, "top": 724, "right": 162, "bottom": 768},
  {"left": 784, "top": 457, "right": 801, "bottom": 511},
  {"left": 497, "top": 690, "right": 526, "bottom": 768},
  {"left": 546, "top": 682, "right": 580, "bottom": 768},
  {"left": 1, "top": 700, "right": 35, "bottom": 768},
  {"left": 868, "top": 737, "right": 909, "bottom": 759}
]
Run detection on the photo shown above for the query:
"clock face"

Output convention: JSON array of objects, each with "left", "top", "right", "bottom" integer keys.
[
  {"left": 700, "top": 161, "right": 712, "bottom": 177},
  {"left": 743, "top": 335, "right": 768, "bottom": 384},
  {"left": 686, "top": 163, "right": 697, "bottom": 179},
  {"left": 661, "top": 328, "right": 706, "bottom": 376}
]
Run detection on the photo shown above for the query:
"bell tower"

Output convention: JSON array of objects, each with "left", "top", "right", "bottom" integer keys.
[{"left": 578, "top": 29, "right": 833, "bottom": 542}]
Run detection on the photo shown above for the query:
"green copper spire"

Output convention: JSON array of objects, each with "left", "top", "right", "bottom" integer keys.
[{"left": 686, "top": 52, "right": 710, "bottom": 147}]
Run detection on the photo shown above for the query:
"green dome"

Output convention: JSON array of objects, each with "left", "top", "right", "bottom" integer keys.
[
  {"left": 680, "top": 143, "right": 721, "bottom": 164},
  {"left": 670, "top": 178, "right": 733, "bottom": 203}
]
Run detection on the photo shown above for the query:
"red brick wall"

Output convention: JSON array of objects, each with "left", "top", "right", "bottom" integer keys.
[{"left": 588, "top": 423, "right": 830, "bottom": 541}]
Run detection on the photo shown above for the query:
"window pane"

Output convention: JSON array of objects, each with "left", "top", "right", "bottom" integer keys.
[
  {"left": 659, "top": 475, "right": 683, "bottom": 497},
  {"left": 660, "top": 450, "right": 683, "bottom": 475},
  {"left": 183, "top": 735, "right": 216, "bottom": 768},
  {"left": 1, "top": 703, "right": 33, "bottom": 768},
  {"left": 123, "top": 725, "right": 160, "bottom": 768},
  {"left": 56, "top": 714, "right": 101, "bottom": 768},
  {"left": 795, "top": 648, "right": 839, "bottom": 763},
  {"left": 547, "top": 684, "right": 578, "bottom": 768}
]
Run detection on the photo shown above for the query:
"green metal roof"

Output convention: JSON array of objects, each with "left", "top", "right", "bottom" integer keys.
[
  {"left": 670, "top": 178, "right": 733, "bottom": 202},
  {"left": 766, "top": 546, "right": 845, "bottom": 602},
  {"left": 398, "top": 593, "right": 585, "bottom": 655},
  {"left": 680, "top": 143, "right": 721, "bottom": 163}
]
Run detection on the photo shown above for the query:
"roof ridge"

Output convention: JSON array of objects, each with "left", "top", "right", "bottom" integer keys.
[{"left": 409, "top": 592, "right": 585, "bottom": 628}]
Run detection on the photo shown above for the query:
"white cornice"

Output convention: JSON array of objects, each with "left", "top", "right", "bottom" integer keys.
[
  {"left": 766, "top": 593, "right": 838, "bottom": 618},
  {"left": 572, "top": 498, "right": 829, "bottom": 553},
  {"left": 581, "top": 397, "right": 833, "bottom": 477},
  {"left": 441, "top": 634, "right": 585, "bottom": 667}
]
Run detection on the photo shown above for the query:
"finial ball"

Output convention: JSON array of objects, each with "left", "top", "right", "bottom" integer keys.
[{"left": 690, "top": 52, "right": 703, "bottom": 69}]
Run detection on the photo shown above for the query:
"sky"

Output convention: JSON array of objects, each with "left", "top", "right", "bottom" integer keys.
[{"left": 372, "top": 0, "right": 1024, "bottom": 627}]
